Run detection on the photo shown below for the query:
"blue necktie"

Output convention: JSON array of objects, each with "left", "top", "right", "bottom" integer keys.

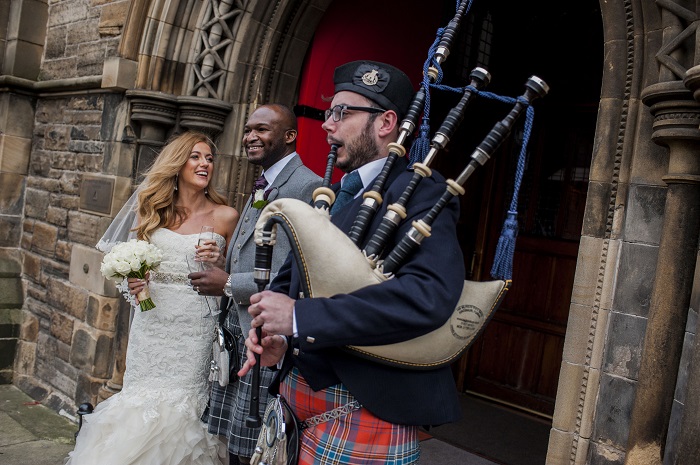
[{"left": 331, "top": 171, "right": 363, "bottom": 214}]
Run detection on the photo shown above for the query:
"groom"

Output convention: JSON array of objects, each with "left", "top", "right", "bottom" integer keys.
[{"left": 189, "top": 103, "right": 321, "bottom": 464}]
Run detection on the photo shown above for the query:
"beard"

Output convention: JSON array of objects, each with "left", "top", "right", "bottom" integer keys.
[{"left": 335, "top": 118, "right": 380, "bottom": 172}]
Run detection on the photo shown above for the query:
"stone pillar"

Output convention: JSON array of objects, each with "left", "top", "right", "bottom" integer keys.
[
  {"left": 625, "top": 81, "right": 700, "bottom": 464},
  {"left": 666, "top": 66, "right": 700, "bottom": 465}
]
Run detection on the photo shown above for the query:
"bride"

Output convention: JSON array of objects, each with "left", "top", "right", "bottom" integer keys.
[{"left": 67, "top": 132, "right": 239, "bottom": 465}]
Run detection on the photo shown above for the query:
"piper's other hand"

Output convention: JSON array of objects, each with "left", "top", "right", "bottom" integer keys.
[
  {"left": 238, "top": 328, "right": 287, "bottom": 377},
  {"left": 249, "top": 290, "right": 295, "bottom": 336}
]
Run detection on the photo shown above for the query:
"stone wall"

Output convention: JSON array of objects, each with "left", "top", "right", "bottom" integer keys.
[
  {"left": 15, "top": 92, "right": 123, "bottom": 412},
  {"left": 3, "top": 0, "right": 129, "bottom": 413},
  {"left": 42, "top": 0, "right": 125, "bottom": 80}
]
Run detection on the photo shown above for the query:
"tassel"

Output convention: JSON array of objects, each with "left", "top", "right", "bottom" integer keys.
[
  {"left": 490, "top": 211, "right": 518, "bottom": 281},
  {"left": 409, "top": 117, "right": 431, "bottom": 165}
]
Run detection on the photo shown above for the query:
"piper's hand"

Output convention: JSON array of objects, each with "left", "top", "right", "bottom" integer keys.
[
  {"left": 187, "top": 266, "right": 228, "bottom": 296},
  {"left": 238, "top": 328, "right": 287, "bottom": 377},
  {"left": 195, "top": 239, "right": 224, "bottom": 268},
  {"left": 127, "top": 273, "right": 150, "bottom": 303},
  {"left": 249, "top": 290, "right": 294, "bottom": 336}
]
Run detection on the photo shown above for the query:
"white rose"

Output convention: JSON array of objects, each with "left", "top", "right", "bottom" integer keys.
[{"left": 113, "top": 259, "right": 132, "bottom": 276}]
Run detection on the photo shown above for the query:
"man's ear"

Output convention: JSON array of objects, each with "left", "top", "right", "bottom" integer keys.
[
  {"left": 376, "top": 110, "right": 399, "bottom": 138},
  {"left": 285, "top": 129, "right": 298, "bottom": 144}
]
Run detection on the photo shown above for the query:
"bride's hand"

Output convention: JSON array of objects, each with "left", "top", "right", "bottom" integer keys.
[
  {"left": 195, "top": 240, "right": 223, "bottom": 267},
  {"left": 127, "top": 272, "right": 150, "bottom": 303}
]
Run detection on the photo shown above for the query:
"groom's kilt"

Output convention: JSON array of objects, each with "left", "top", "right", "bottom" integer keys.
[{"left": 206, "top": 312, "right": 276, "bottom": 457}]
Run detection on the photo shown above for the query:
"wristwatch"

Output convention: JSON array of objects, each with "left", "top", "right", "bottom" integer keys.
[{"left": 223, "top": 274, "right": 233, "bottom": 298}]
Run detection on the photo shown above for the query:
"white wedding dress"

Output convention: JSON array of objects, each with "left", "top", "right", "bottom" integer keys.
[{"left": 67, "top": 229, "right": 226, "bottom": 465}]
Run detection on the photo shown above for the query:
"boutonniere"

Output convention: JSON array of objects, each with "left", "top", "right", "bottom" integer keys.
[{"left": 252, "top": 189, "right": 269, "bottom": 209}]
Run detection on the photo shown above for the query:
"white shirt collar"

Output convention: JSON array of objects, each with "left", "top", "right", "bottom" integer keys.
[
  {"left": 262, "top": 152, "right": 296, "bottom": 186},
  {"left": 342, "top": 157, "right": 386, "bottom": 198}
]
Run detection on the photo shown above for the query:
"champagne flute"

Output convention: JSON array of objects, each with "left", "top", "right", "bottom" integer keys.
[{"left": 198, "top": 225, "right": 215, "bottom": 270}]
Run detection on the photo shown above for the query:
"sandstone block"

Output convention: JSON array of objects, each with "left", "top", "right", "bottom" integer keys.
[
  {"left": 20, "top": 311, "right": 39, "bottom": 342},
  {"left": 56, "top": 240, "right": 72, "bottom": 263},
  {"left": 13, "top": 340, "right": 37, "bottom": 375},
  {"left": 24, "top": 188, "right": 50, "bottom": 220},
  {"left": 36, "top": 354, "right": 77, "bottom": 397},
  {"left": 69, "top": 244, "right": 119, "bottom": 297},
  {"left": 0, "top": 134, "right": 32, "bottom": 174},
  {"left": 59, "top": 172, "right": 81, "bottom": 195},
  {"left": 86, "top": 294, "right": 119, "bottom": 331},
  {"left": 47, "top": 206, "right": 68, "bottom": 227},
  {"left": 68, "top": 210, "right": 111, "bottom": 246},
  {"left": 0, "top": 276, "right": 22, "bottom": 308},
  {"left": 0, "top": 172, "right": 26, "bottom": 215},
  {"left": 15, "top": 0, "right": 49, "bottom": 45},
  {"left": 77, "top": 153, "right": 103, "bottom": 172},
  {"left": 38, "top": 57, "right": 78, "bottom": 81},
  {"left": 48, "top": 0, "right": 88, "bottom": 28},
  {"left": 75, "top": 372, "right": 105, "bottom": 407},
  {"left": 68, "top": 95, "right": 101, "bottom": 112},
  {"left": 23, "top": 253, "right": 40, "bottom": 282},
  {"left": 99, "top": 1, "right": 128, "bottom": 29},
  {"left": 44, "top": 126, "right": 71, "bottom": 151},
  {"left": 0, "top": 215, "right": 21, "bottom": 247},
  {"left": 44, "top": 25, "right": 67, "bottom": 59},
  {"left": 67, "top": 18, "right": 100, "bottom": 45},
  {"left": 50, "top": 311, "right": 73, "bottom": 345},
  {"left": 4, "top": 39, "right": 42, "bottom": 80},
  {"left": 70, "top": 126, "right": 101, "bottom": 141},
  {"left": 70, "top": 139, "right": 104, "bottom": 154},
  {"left": 31, "top": 221, "right": 58, "bottom": 256},
  {"left": 0, "top": 93, "right": 36, "bottom": 138},
  {"left": 102, "top": 57, "right": 137, "bottom": 91},
  {"left": 47, "top": 279, "right": 87, "bottom": 319},
  {"left": 69, "top": 324, "right": 114, "bottom": 378}
]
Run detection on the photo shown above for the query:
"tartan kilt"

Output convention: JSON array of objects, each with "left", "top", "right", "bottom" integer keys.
[
  {"left": 280, "top": 367, "right": 420, "bottom": 465},
  {"left": 206, "top": 310, "right": 276, "bottom": 458}
]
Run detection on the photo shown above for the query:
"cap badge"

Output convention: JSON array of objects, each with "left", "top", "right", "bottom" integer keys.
[{"left": 362, "top": 69, "right": 380, "bottom": 86}]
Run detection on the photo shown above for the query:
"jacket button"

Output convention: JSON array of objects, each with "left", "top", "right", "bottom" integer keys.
[
  {"left": 293, "top": 348, "right": 300, "bottom": 356},
  {"left": 306, "top": 336, "right": 315, "bottom": 343}
]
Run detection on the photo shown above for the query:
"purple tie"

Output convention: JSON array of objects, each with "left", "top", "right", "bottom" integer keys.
[{"left": 253, "top": 175, "right": 268, "bottom": 194}]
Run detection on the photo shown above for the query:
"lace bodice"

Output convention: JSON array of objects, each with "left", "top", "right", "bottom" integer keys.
[{"left": 123, "top": 228, "right": 226, "bottom": 415}]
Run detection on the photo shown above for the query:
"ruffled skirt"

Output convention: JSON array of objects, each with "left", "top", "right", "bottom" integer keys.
[{"left": 66, "top": 388, "right": 224, "bottom": 465}]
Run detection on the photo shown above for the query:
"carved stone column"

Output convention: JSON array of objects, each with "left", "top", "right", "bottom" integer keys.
[{"left": 625, "top": 80, "right": 700, "bottom": 464}]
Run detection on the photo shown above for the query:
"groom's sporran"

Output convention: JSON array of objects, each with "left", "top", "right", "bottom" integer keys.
[{"left": 209, "top": 309, "right": 239, "bottom": 387}]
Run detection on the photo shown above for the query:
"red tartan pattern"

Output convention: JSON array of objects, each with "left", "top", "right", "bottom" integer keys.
[{"left": 280, "top": 367, "right": 420, "bottom": 465}]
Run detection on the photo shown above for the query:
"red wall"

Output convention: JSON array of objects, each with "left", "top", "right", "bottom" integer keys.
[{"left": 296, "top": 0, "right": 445, "bottom": 181}]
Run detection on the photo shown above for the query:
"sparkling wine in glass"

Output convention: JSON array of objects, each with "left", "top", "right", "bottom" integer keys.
[
  {"left": 197, "top": 225, "right": 215, "bottom": 271},
  {"left": 198, "top": 225, "right": 215, "bottom": 247}
]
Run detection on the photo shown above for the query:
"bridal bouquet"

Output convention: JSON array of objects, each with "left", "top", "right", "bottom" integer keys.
[{"left": 100, "top": 239, "right": 163, "bottom": 311}]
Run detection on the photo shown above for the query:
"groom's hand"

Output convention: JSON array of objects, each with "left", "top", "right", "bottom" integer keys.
[{"left": 188, "top": 266, "right": 228, "bottom": 296}]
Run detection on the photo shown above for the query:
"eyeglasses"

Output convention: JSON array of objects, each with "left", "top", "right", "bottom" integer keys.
[{"left": 324, "top": 105, "right": 385, "bottom": 122}]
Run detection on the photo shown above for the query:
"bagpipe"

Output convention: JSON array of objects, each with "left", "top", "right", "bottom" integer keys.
[{"left": 245, "top": 0, "right": 548, "bottom": 427}]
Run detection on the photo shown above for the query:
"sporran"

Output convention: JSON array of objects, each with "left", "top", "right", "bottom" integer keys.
[
  {"left": 209, "top": 324, "right": 238, "bottom": 387},
  {"left": 250, "top": 395, "right": 300, "bottom": 465}
]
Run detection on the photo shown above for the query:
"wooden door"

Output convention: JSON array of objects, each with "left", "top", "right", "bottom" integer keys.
[{"left": 458, "top": 104, "right": 596, "bottom": 416}]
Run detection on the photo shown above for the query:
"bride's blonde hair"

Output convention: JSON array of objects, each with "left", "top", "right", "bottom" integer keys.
[{"left": 135, "top": 132, "right": 227, "bottom": 241}]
